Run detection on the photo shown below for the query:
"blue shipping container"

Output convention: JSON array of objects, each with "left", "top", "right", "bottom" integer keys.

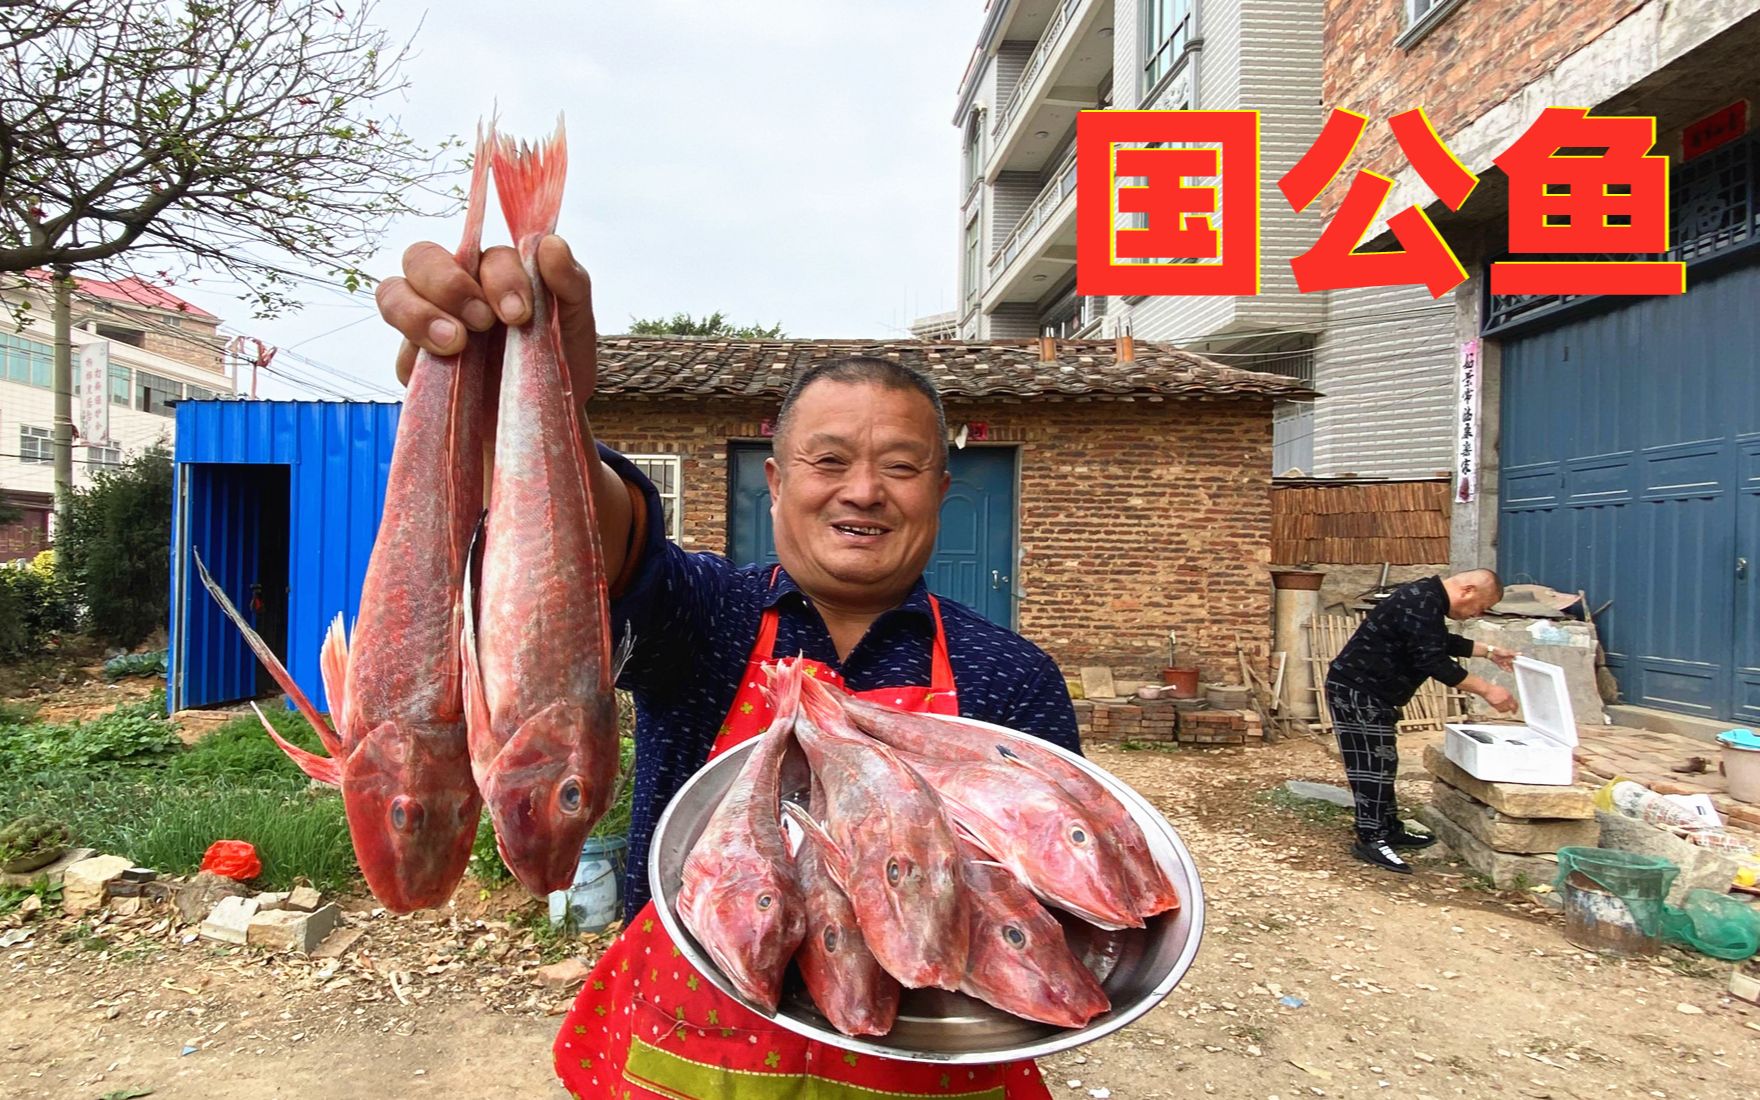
[{"left": 168, "top": 400, "right": 400, "bottom": 714}]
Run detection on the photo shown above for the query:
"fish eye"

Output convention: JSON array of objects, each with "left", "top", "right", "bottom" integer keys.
[
  {"left": 390, "top": 796, "right": 423, "bottom": 834},
  {"left": 823, "top": 928, "right": 838, "bottom": 952},
  {"left": 886, "top": 859, "right": 901, "bottom": 886},
  {"left": 1002, "top": 925, "right": 1026, "bottom": 948},
  {"left": 559, "top": 778, "right": 583, "bottom": 814},
  {"left": 757, "top": 894, "right": 773, "bottom": 910},
  {"left": 1070, "top": 825, "right": 1088, "bottom": 845}
]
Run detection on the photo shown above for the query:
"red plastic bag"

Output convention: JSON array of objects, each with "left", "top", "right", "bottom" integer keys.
[{"left": 200, "top": 840, "right": 262, "bottom": 882}]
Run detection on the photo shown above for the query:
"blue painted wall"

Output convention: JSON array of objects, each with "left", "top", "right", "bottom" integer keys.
[{"left": 169, "top": 400, "right": 400, "bottom": 713}]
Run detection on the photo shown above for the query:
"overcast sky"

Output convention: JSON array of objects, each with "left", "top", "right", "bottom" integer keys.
[{"left": 171, "top": 1, "right": 985, "bottom": 401}]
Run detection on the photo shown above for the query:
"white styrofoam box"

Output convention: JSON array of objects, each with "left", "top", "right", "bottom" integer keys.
[{"left": 1444, "top": 656, "right": 1578, "bottom": 786}]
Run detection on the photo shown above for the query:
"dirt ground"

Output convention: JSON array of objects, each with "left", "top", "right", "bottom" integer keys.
[{"left": 4, "top": 737, "right": 1757, "bottom": 1099}]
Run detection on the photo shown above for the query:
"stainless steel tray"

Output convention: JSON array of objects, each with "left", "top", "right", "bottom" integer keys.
[{"left": 649, "top": 714, "right": 1204, "bottom": 1063}]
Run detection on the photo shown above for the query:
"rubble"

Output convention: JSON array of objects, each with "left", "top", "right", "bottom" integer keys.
[
  {"left": 199, "top": 895, "right": 261, "bottom": 945},
  {"left": 173, "top": 871, "right": 251, "bottom": 925}
]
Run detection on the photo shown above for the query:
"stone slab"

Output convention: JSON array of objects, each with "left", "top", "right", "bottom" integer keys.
[
  {"left": 1419, "top": 804, "right": 1559, "bottom": 889},
  {"left": 310, "top": 926, "right": 364, "bottom": 960},
  {"left": 200, "top": 895, "right": 261, "bottom": 945},
  {"left": 1593, "top": 811, "right": 1743, "bottom": 908},
  {"left": 173, "top": 871, "right": 250, "bottom": 925},
  {"left": 1460, "top": 620, "right": 1604, "bottom": 724},
  {"left": 1079, "top": 666, "right": 1116, "bottom": 701},
  {"left": 1423, "top": 744, "right": 1594, "bottom": 819},
  {"left": 246, "top": 903, "right": 341, "bottom": 954},
  {"left": 1430, "top": 781, "right": 1600, "bottom": 854},
  {"left": 286, "top": 885, "right": 322, "bottom": 913},
  {"left": 0, "top": 847, "right": 96, "bottom": 888},
  {"left": 61, "top": 855, "right": 134, "bottom": 915},
  {"left": 1282, "top": 780, "right": 1355, "bottom": 809}
]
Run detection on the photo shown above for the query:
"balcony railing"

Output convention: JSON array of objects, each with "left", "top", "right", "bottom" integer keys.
[
  {"left": 987, "top": 151, "right": 1079, "bottom": 287},
  {"left": 992, "top": 0, "right": 1086, "bottom": 141}
]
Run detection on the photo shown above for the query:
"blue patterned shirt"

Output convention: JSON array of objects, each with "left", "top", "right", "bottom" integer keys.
[{"left": 601, "top": 447, "right": 1080, "bottom": 918}]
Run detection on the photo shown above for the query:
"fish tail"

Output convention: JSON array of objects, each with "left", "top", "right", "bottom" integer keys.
[
  {"left": 491, "top": 117, "right": 568, "bottom": 250},
  {"left": 455, "top": 117, "right": 497, "bottom": 271},
  {"left": 252, "top": 702, "right": 341, "bottom": 787}
]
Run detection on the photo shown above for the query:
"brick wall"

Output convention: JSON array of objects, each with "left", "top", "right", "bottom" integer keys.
[
  {"left": 1320, "top": 0, "right": 1647, "bottom": 216},
  {"left": 142, "top": 320, "right": 225, "bottom": 375},
  {"left": 590, "top": 394, "right": 1276, "bottom": 684}
]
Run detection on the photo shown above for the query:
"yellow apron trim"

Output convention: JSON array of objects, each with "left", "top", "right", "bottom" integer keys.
[{"left": 623, "top": 1035, "right": 1008, "bottom": 1100}]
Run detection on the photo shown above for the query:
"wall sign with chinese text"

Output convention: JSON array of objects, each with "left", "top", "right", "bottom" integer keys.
[
  {"left": 77, "top": 341, "right": 110, "bottom": 447},
  {"left": 1456, "top": 339, "right": 1480, "bottom": 505}
]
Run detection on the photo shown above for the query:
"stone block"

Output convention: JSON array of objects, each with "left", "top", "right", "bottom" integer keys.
[
  {"left": 1, "top": 847, "right": 96, "bottom": 888},
  {"left": 1419, "top": 804, "right": 1560, "bottom": 889},
  {"left": 1593, "top": 811, "right": 1744, "bottom": 908},
  {"left": 1080, "top": 666, "right": 1116, "bottom": 701},
  {"left": 253, "top": 891, "right": 290, "bottom": 912},
  {"left": 173, "top": 871, "right": 250, "bottom": 925},
  {"left": 1423, "top": 745, "right": 1594, "bottom": 819},
  {"left": 1430, "top": 781, "right": 1600, "bottom": 854},
  {"left": 286, "top": 885, "right": 322, "bottom": 912},
  {"left": 246, "top": 902, "right": 341, "bottom": 954},
  {"left": 200, "top": 895, "right": 261, "bottom": 945},
  {"left": 61, "top": 855, "right": 134, "bottom": 915}
]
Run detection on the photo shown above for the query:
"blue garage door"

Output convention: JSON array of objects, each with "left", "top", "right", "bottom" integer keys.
[
  {"left": 727, "top": 444, "right": 1018, "bottom": 626},
  {"left": 1499, "top": 258, "right": 1760, "bottom": 722}
]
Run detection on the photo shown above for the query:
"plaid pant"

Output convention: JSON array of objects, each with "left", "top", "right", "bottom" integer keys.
[{"left": 1325, "top": 681, "right": 1401, "bottom": 843}]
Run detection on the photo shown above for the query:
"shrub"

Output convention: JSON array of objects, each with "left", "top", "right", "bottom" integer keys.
[
  {"left": 0, "top": 556, "right": 80, "bottom": 663},
  {"left": 0, "top": 692, "right": 179, "bottom": 774},
  {"left": 57, "top": 445, "right": 174, "bottom": 648}
]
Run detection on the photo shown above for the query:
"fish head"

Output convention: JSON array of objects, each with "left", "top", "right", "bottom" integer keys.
[
  {"left": 1011, "top": 791, "right": 1142, "bottom": 929},
  {"left": 801, "top": 908, "right": 901, "bottom": 1036},
  {"left": 962, "top": 861, "right": 1111, "bottom": 1028},
  {"left": 341, "top": 719, "right": 483, "bottom": 912},
  {"left": 679, "top": 854, "right": 804, "bottom": 1012},
  {"left": 849, "top": 823, "right": 970, "bottom": 989},
  {"left": 476, "top": 699, "right": 617, "bottom": 896}
]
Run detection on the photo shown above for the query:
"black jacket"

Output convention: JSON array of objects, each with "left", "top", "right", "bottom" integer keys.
[{"left": 1324, "top": 576, "right": 1473, "bottom": 707}]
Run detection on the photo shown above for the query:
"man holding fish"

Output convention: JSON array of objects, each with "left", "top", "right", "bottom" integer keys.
[{"left": 379, "top": 230, "right": 1091, "bottom": 1096}]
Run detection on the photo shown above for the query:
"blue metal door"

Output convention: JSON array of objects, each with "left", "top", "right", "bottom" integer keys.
[
  {"left": 1500, "top": 258, "right": 1760, "bottom": 720},
  {"left": 726, "top": 444, "right": 1018, "bottom": 625}
]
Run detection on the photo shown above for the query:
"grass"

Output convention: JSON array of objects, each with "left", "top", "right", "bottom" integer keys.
[
  {"left": 162, "top": 706, "right": 327, "bottom": 789},
  {"left": 1119, "top": 739, "right": 1180, "bottom": 753},
  {"left": 0, "top": 877, "right": 60, "bottom": 915},
  {"left": 1258, "top": 785, "right": 1354, "bottom": 827}
]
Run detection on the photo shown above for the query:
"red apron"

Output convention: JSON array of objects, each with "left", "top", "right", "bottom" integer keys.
[{"left": 554, "top": 591, "right": 1052, "bottom": 1099}]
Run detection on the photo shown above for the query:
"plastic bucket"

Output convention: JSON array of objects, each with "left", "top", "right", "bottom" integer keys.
[
  {"left": 1554, "top": 847, "right": 1678, "bottom": 957},
  {"left": 1723, "top": 743, "right": 1760, "bottom": 804},
  {"left": 548, "top": 835, "right": 628, "bottom": 933}
]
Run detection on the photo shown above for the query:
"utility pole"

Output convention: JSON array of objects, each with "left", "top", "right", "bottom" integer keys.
[{"left": 50, "top": 264, "right": 74, "bottom": 536}]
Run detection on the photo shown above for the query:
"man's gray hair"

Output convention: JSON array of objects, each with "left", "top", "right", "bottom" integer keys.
[{"left": 773, "top": 356, "right": 949, "bottom": 470}]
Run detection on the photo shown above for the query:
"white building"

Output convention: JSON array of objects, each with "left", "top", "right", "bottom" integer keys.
[
  {"left": 0, "top": 273, "right": 234, "bottom": 553},
  {"left": 951, "top": 0, "right": 1459, "bottom": 476}
]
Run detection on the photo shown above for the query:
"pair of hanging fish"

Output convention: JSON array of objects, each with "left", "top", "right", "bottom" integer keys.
[
  {"left": 677, "top": 658, "right": 1182, "bottom": 1036},
  {"left": 195, "top": 119, "right": 625, "bottom": 911}
]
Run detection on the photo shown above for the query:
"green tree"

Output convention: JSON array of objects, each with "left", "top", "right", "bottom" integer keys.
[
  {"left": 57, "top": 445, "right": 174, "bottom": 648},
  {"left": 627, "top": 311, "right": 786, "bottom": 339},
  {"left": 0, "top": 0, "right": 460, "bottom": 314}
]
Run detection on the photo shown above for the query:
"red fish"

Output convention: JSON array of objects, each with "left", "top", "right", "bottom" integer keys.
[
  {"left": 677, "top": 671, "right": 805, "bottom": 1012},
  {"left": 461, "top": 120, "right": 624, "bottom": 896},
  {"left": 784, "top": 674, "right": 970, "bottom": 991},
  {"left": 837, "top": 694, "right": 1180, "bottom": 916},
  {"left": 191, "top": 125, "right": 494, "bottom": 913},
  {"left": 956, "top": 842, "right": 1111, "bottom": 1028},
  {"left": 889, "top": 747, "right": 1143, "bottom": 931},
  {"left": 791, "top": 774, "right": 901, "bottom": 1037}
]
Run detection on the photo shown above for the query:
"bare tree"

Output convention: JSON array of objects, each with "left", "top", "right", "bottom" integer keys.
[{"left": 0, "top": 0, "right": 461, "bottom": 315}]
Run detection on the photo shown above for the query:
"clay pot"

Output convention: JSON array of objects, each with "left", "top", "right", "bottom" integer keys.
[{"left": 1161, "top": 667, "right": 1200, "bottom": 697}]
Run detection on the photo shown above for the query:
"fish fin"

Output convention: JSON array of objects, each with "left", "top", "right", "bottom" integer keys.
[
  {"left": 610, "top": 623, "right": 635, "bottom": 685},
  {"left": 315, "top": 614, "right": 349, "bottom": 758},
  {"left": 460, "top": 516, "right": 494, "bottom": 783},
  {"left": 193, "top": 548, "right": 337, "bottom": 746},
  {"left": 491, "top": 119, "right": 568, "bottom": 249},
  {"left": 779, "top": 802, "right": 850, "bottom": 889},
  {"left": 253, "top": 702, "right": 341, "bottom": 787},
  {"left": 454, "top": 118, "right": 495, "bottom": 271}
]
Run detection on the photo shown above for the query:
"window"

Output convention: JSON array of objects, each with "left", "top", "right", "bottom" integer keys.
[
  {"left": 627, "top": 455, "right": 683, "bottom": 542},
  {"left": 135, "top": 369, "right": 183, "bottom": 416},
  {"left": 962, "top": 111, "right": 984, "bottom": 193},
  {"left": 1407, "top": 0, "right": 1443, "bottom": 21},
  {"left": 0, "top": 332, "right": 52, "bottom": 388},
  {"left": 84, "top": 442, "right": 122, "bottom": 467},
  {"left": 964, "top": 216, "right": 982, "bottom": 304},
  {"left": 185, "top": 383, "right": 218, "bottom": 402},
  {"left": 19, "top": 425, "right": 51, "bottom": 464},
  {"left": 1398, "top": 0, "right": 1467, "bottom": 44},
  {"left": 1143, "top": 0, "right": 1194, "bottom": 91},
  {"left": 109, "top": 364, "right": 132, "bottom": 406}
]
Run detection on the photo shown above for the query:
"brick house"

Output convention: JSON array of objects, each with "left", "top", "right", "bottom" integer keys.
[
  {"left": 586, "top": 335, "right": 1308, "bottom": 684},
  {"left": 1322, "top": 0, "right": 1760, "bottom": 722}
]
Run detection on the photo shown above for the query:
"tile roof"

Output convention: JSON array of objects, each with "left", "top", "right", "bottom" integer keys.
[
  {"left": 23, "top": 269, "right": 218, "bottom": 319},
  {"left": 595, "top": 338, "right": 1314, "bottom": 401}
]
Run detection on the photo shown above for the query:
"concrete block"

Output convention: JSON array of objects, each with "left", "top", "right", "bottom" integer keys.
[
  {"left": 246, "top": 902, "right": 341, "bottom": 954},
  {"left": 200, "top": 895, "right": 261, "bottom": 945},
  {"left": 61, "top": 855, "right": 134, "bottom": 915},
  {"left": 1430, "top": 781, "right": 1600, "bottom": 854},
  {"left": 1593, "top": 811, "right": 1744, "bottom": 908},
  {"left": 1419, "top": 804, "right": 1559, "bottom": 889},
  {"left": 253, "top": 891, "right": 290, "bottom": 912},
  {"left": 1423, "top": 745, "right": 1594, "bottom": 819},
  {"left": 286, "top": 885, "right": 322, "bottom": 912},
  {"left": 1, "top": 847, "right": 96, "bottom": 889}
]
